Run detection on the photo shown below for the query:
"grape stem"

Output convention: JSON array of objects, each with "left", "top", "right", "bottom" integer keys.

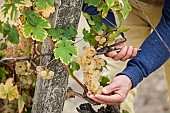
[
  {"left": 0, "top": 53, "right": 53, "bottom": 64},
  {"left": 48, "top": 36, "right": 56, "bottom": 48},
  {"left": 72, "top": 74, "right": 88, "bottom": 93},
  {"left": 66, "top": 87, "right": 100, "bottom": 105}
]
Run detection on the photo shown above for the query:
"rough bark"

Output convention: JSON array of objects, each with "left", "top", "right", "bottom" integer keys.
[{"left": 32, "top": 0, "right": 82, "bottom": 113}]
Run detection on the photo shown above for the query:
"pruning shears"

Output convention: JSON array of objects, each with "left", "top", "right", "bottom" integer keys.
[{"left": 96, "top": 38, "right": 141, "bottom": 55}]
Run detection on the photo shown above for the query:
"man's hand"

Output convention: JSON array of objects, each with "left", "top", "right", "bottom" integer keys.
[
  {"left": 88, "top": 75, "right": 132, "bottom": 105},
  {"left": 105, "top": 43, "right": 138, "bottom": 61}
]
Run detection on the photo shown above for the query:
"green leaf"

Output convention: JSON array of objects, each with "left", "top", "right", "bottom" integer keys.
[
  {"left": 2, "top": 23, "right": 19, "bottom": 44},
  {"left": 62, "top": 26, "right": 77, "bottom": 39},
  {"left": 92, "top": 15, "right": 102, "bottom": 23},
  {"left": 99, "top": 76, "right": 110, "bottom": 87},
  {"left": 1, "top": 0, "right": 24, "bottom": 20},
  {"left": 92, "top": 22, "right": 103, "bottom": 33},
  {"left": 22, "top": 10, "right": 37, "bottom": 26},
  {"left": 0, "top": 51, "right": 5, "bottom": 60},
  {"left": 121, "top": 0, "right": 132, "bottom": 19},
  {"left": 122, "top": 110, "right": 129, "bottom": 113},
  {"left": 83, "top": 0, "right": 101, "bottom": 7},
  {"left": 98, "top": 1, "right": 109, "bottom": 18},
  {"left": 82, "top": 12, "right": 95, "bottom": 25},
  {"left": 68, "top": 68, "right": 74, "bottom": 77},
  {"left": 23, "top": 15, "right": 51, "bottom": 42},
  {"left": 47, "top": 27, "right": 63, "bottom": 41},
  {"left": 68, "top": 61, "right": 80, "bottom": 77},
  {"left": 109, "top": 31, "right": 120, "bottom": 39},
  {"left": 105, "top": 0, "right": 117, "bottom": 8},
  {"left": 0, "top": 67, "right": 7, "bottom": 83},
  {"left": 119, "top": 27, "right": 129, "bottom": 32},
  {"left": 83, "top": 29, "right": 96, "bottom": 46},
  {"left": 116, "top": 11, "right": 123, "bottom": 27},
  {"left": 18, "top": 95, "right": 25, "bottom": 113},
  {"left": 36, "top": 0, "right": 54, "bottom": 9},
  {"left": 71, "top": 61, "right": 80, "bottom": 71},
  {"left": 0, "top": 21, "right": 3, "bottom": 33},
  {"left": 54, "top": 38, "right": 78, "bottom": 65}
]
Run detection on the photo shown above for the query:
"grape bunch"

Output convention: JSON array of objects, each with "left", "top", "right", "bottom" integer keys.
[
  {"left": 15, "top": 61, "right": 31, "bottom": 75},
  {"left": 76, "top": 46, "right": 106, "bottom": 94},
  {"left": 95, "top": 30, "right": 107, "bottom": 45},
  {"left": 36, "top": 66, "right": 54, "bottom": 79}
]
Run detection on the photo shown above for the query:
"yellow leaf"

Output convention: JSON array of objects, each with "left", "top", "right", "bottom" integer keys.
[
  {"left": 5, "top": 78, "right": 13, "bottom": 88},
  {"left": 0, "top": 78, "right": 19, "bottom": 101},
  {"left": 8, "top": 85, "right": 19, "bottom": 101},
  {"left": 35, "top": 3, "right": 55, "bottom": 18},
  {"left": 24, "top": 0, "right": 32, "bottom": 7},
  {"left": 18, "top": 95, "right": 25, "bottom": 113},
  {"left": 0, "top": 84, "right": 7, "bottom": 99}
]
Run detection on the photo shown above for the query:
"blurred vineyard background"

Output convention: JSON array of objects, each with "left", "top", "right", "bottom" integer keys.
[{"left": 0, "top": 0, "right": 169, "bottom": 113}]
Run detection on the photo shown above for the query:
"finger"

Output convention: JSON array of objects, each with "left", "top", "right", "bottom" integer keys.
[
  {"left": 113, "top": 46, "right": 128, "bottom": 60},
  {"left": 105, "top": 51, "right": 117, "bottom": 58},
  {"left": 95, "top": 93, "right": 124, "bottom": 104},
  {"left": 88, "top": 91, "right": 92, "bottom": 94},
  {"left": 102, "top": 82, "right": 118, "bottom": 94},
  {"left": 130, "top": 48, "right": 138, "bottom": 58},
  {"left": 121, "top": 46, "right": 133, "bottom": 61},
  {"left": 89, "top": 94, "right": 107, "bottom": 104}
]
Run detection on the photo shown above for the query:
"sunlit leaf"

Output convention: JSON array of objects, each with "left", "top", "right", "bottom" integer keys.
[
  {"left": 23, "top": 12, "right": 51, "bottom": 42},
  {"left": 18, "top": 95, "right": 25, "bottom": 113},
  {"left": 0, "top": 78, "right": 19, "bottom": 101},
  {"left": 36, "top": 0, "right": 54, "bottom": 10},
  {"left": 54, "top": 38, "right": 78, "bottom": 65}
]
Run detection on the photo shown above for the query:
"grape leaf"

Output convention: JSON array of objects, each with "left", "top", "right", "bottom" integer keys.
[
  {"left": 36, "top": 0, "right": 54, "bottom": 10},
  {"left": 0, "top": 51, "right": 5, "bottom": 60},
  {"left": 54, "top": 38, "right": 78, "bottom": 65},
  {"left": 0, "top": 78, "right": 19, "bottom": 101},
  {"left": 105, "top": 0, "right": 116, "bottom": 8},
  {"left": 40, "top": 5, "right": 55, "bottom": 18},
  {"left": 99, "top": 76, "right": 110, "bottom": 87},
  {"left": 23, "top": 16, "right": 51, "bottom": 42},
  {"left": 122, "top": 110, "right": 129, "bottom": 113},
  {"left": 116, "top": 11, "right": 123, "bottom": 27},
  {"left": 2, "top": 23, "right": 19, "bottom": 44},
  {"left": 47, "top": 26, "right": 77, "bottom": 41},
  {"left": 18, "top": 95, "right": 25, "bottom": 113},
  {"left": 83, "top": 29, "right": 96, "bottom": 46},
  {"left": 47, "top": 27, "right": 63, "bottom": 41},
  {"left": 83, "top": 0, "right": 100, "bottom": 7},
  {"left": 0, "top": 21, "right": 3, "bottom": 33},
  {"left": 68, "top": 61, "right": 80, "bottom": 77},
  {"left": 0, "top": 67, "right": 7, "bottom": 83},
  {"left": 82, "top": 12, "right": 95, "bottom": 25},
  {"left": 92, "top": 15, "right": 102, "bottom": 23},
  {"left": 62, "top": 26, "right": 78, "bottom": 39},
  {"left": 121, "top": 0, "right": 132, "bottom": 19},
  {"left": 71, "top": 61, "right": 80, "bottom": 71},
  {"left": 1, "top": 0, "right": 24, "bottom": 20},
  {"left": 98, "top": 1, "right": 109, "bottom": 18}
]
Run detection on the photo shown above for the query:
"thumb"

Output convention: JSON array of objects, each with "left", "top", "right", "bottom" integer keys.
[{"left": 102, "top": 82, "right": 117, "bottom": 94}]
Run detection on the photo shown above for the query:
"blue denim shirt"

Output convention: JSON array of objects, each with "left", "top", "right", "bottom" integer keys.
[{"left": 82, "top": 1, "right": 170, "bottom": 88}]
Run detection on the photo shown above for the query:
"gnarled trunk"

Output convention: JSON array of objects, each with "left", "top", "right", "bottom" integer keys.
[{"left": 32, "top": 0, "right": 83, "bottom": 113}]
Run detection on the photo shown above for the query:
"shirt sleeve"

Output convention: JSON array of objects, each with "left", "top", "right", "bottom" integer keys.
[{"left": 117, "top": 0, "right": 170, "bottom": 88}]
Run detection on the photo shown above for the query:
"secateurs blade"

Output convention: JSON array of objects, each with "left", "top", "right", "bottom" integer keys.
[{"left": 96, "top": 38, "right": 141, "bottom": 55}]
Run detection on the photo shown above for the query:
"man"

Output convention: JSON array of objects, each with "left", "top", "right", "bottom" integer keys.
[{"left": 88, "top": 0, "right": 170, "bottom": 110}]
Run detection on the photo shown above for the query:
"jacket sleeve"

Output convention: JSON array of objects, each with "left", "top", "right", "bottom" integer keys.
[{"left": 117, "top": 0, "right": 170, "bottom": 88}]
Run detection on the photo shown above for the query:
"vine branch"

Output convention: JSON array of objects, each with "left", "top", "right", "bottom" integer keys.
[{"left": 66, "top": 87, "right": 100, "bottom": 105}]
